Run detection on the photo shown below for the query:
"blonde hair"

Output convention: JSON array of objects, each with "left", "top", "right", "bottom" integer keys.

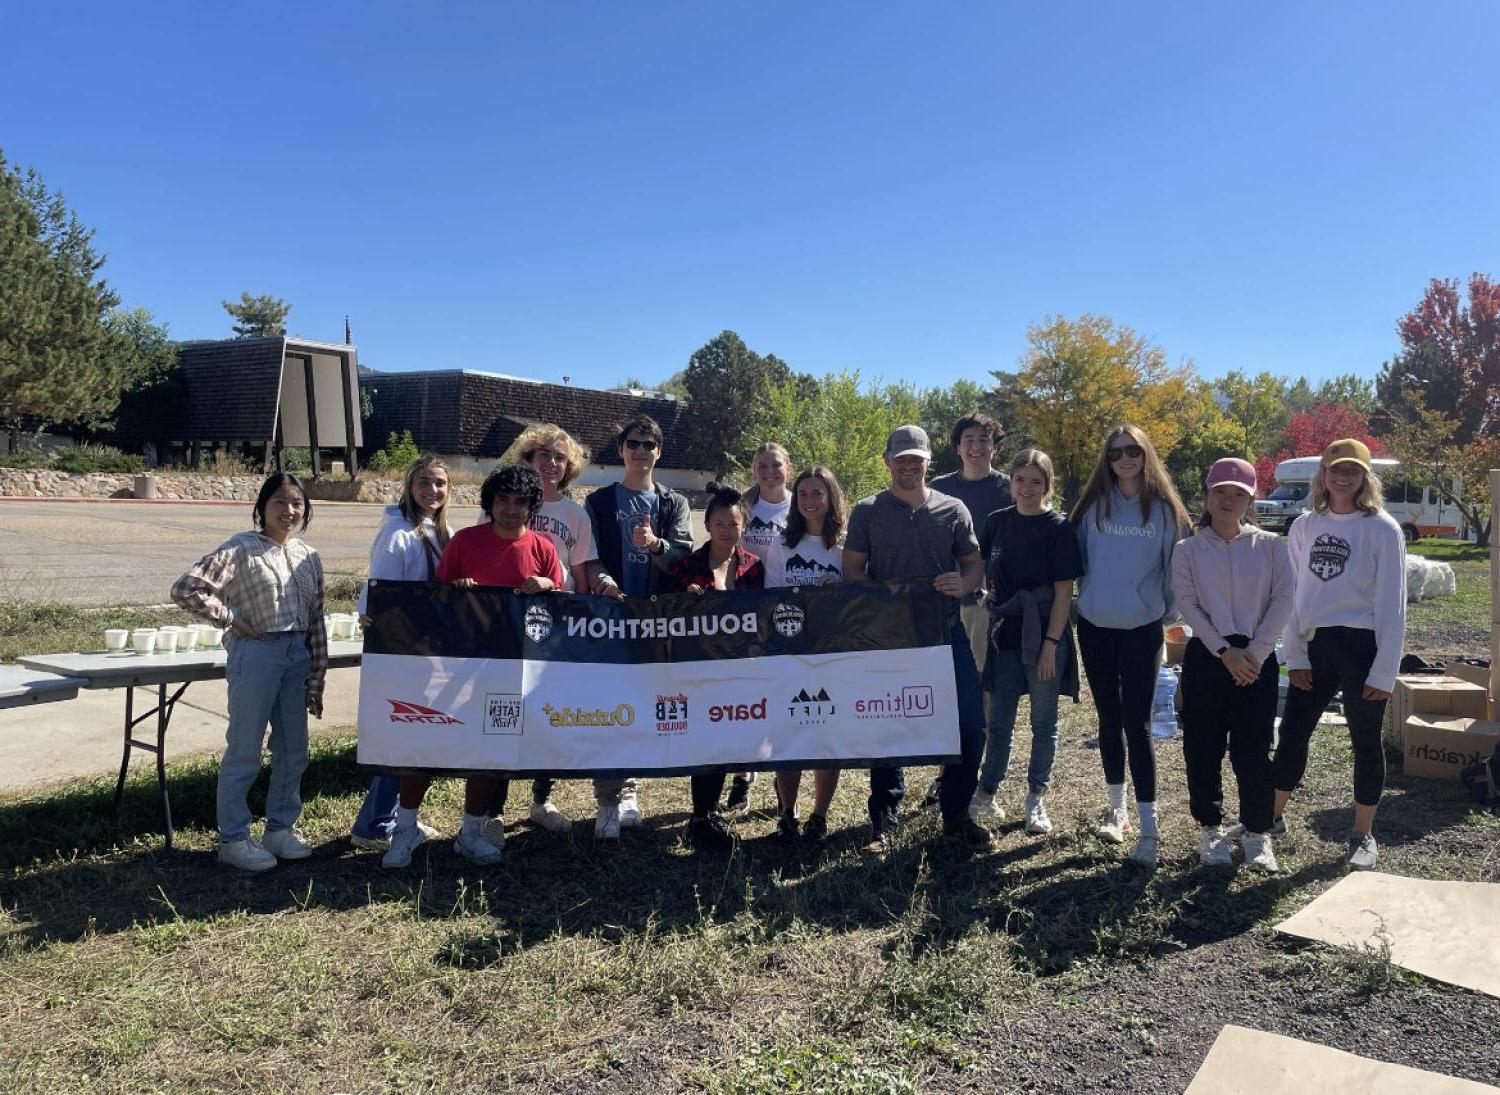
[
  {"left": 501, "top": 423, "right": 589, "bottom": 489},
  {"left": 1309, "top": 463, "right": 1385, "bottom": 515},
  {"left": 399, "top": 454, "right": 453, "bottom": 547},
  {"left": 1070, "top": 424, "right": 1191, "bottom": 531},
  {"left": 744, "top": 441, "right": 794, "bottom": 506},
  {"left": 1009, "top": 447, "right": 1055, "bottom": 501}
]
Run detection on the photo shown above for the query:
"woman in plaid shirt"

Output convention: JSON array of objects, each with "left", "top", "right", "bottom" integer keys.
[{"left": 172, "top": 474, "right": 328, "bottom": 872}]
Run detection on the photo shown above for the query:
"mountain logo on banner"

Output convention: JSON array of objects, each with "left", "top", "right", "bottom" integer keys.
[
  {"left": 789, "top": 686, "right": 836, "bottom": 723},
  {"left": 524, "top": 604, "right": 554, "bottom": 642},
  {"left": 773, "top": 602, "right": 805, "bottom": 638},
  {"left": 387, "top": 699, "right": 464, "bottom": 726}
]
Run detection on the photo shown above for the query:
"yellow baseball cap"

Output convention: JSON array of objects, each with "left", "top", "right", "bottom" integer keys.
[{"left": 1322, "top": 438, "right": 1372, "bottom": 471}]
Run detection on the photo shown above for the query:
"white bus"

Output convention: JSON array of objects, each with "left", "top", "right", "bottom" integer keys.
[{"left": 1253, "top": 456, "right": 1462, "bottom": 542}]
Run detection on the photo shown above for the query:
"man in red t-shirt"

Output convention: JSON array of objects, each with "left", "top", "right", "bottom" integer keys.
[{"left": 382, "top": 464, "right": 563, "bottom": 871}]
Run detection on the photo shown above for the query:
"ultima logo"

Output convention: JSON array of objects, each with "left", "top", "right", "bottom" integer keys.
[
  {"left": 853, "top": 685, "right": 934, "bottom": 720},
  {"left": 387, "top": 699, "right": 464, "bottom": 725}
]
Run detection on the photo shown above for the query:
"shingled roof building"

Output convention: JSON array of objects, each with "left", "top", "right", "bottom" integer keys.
[
  {"left": 170, "top": 337, "right": 363, "bottom": 475},
  {"left": 360, "top": 369, "right": 711, "bottom": 490}
]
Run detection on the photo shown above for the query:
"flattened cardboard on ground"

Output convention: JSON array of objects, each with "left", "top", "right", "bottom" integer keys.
[
  {"left": 1275, "top": 872, "right": 1500, "bottom": 999},
  {"left": 1185, "top": 1025, "right": 1499, "bottom": 1094},
  {"left": 1404, "top": 715, "right": 1500, "bottom": 780}
]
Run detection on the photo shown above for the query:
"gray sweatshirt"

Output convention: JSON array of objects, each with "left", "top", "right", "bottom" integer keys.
[{"left": 1074, "top": 487, "right": 1181, "bottom": 629}]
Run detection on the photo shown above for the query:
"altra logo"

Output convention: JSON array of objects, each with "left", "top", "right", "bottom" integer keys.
[{"left": 387, "top": 699, "right": 463, "bottom": 725}]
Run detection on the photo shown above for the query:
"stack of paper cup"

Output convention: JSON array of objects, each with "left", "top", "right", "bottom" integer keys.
[
  {"left": 131, "top": 628, "right": 158, "bottom": 655},
  {"left": 179, "top": 626, "right": 200, "bottom": 653},
  {"left": 157, "top": 626, "right": 182, "bottom": 654},
  {"left": 104, "top": 629, "right": 129, "bottom": 652}
]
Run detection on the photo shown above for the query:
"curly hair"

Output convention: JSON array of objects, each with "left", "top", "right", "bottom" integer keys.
[
  {"left": 480, "top": 464, "right": 544, "bottom": 522},
  {"left": 500, "top": 423, "right": 589, "bottom": 489}
]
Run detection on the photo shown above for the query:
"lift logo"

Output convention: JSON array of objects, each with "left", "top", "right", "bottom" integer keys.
[{"left": 387, "top": 699, "right": 464, "bottom": 725}]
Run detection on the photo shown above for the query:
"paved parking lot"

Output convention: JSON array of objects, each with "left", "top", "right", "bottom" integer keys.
[{"left": 0, "top": 499, "right": 482, "bottom": 605}]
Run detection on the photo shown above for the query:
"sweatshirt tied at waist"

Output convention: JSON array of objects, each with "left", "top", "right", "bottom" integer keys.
[{"left": 985, "top": 585, "right": 1081, "bottom": 702}]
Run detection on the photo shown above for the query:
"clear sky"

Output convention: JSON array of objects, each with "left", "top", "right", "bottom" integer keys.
[{"left": 4, "top": 2, "right": 1496, "bottom": 391}]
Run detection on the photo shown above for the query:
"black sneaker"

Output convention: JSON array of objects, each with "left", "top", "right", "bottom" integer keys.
[
  {"left": 689, "top": 814, "right": 735, "bottom": 852},
  {"left": 723, "top": 774, "right": 753, "bottom": 816},
  {"left": 943, "top": 816, "right": 995, "bottom": 852},
  {"left": 802, "top": 812, "right": 829, "bottom": 844},
  {"left": 920, "top": 776, "right": 942, "bottom": 811},
  {"left": 776, "top": 810, "right": 800, "bottom": 840}
]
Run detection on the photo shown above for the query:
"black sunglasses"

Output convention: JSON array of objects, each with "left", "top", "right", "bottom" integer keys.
[
  {"left": 623, "top": 439, "right": 658, "bottom": 451},
  {"left": 1106, "top": 444, "right": 1144, "bottom": 462}
]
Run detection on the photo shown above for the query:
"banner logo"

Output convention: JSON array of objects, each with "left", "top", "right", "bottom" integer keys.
[
  {"left": 853, "top": 685, "right": 934, "bottom": 720},
  {"left": 542, "top": 703, "right": 636, "bottom": 728},
  {"left": 524, "top": 604, "right": 555, "bottom": 642},
  {"left": 484, "top": 692, "right": 524, "bottom": 735},
  {"left": 789, "top": 686, "right": 835, "bottom": 723},
  {"left": 387, "top": 699, "right": 464, "bottom": 726},
  {"left": 773, "top": 602, "right": 804, "bottom": 638},
  {"left": 655, "top": 693, "right": 688, "bottom": 733},
  {"left": 709, "top": 697, "right": 768, "bottom": 723}
]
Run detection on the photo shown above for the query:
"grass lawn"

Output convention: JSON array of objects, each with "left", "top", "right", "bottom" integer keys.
[
  {"left": 1, "top": 568, "right": 1497, "bottom": 1092},
  {"left": 1405, "top": 538, "right": 1492, "bottom": 656}
]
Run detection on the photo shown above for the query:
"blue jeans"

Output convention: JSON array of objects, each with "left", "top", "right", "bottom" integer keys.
[
  {"left": 868, "top": 619, "right": 986, "bottom": 825},
  {"left": 352, "top": 774, "right": 401, "bottom": 840},
  {"left": 980, "top": 647, "right": 1062, "bottom": 795},
  {"left": 219, "top": 631, "right": 311, "bottom": 843}
]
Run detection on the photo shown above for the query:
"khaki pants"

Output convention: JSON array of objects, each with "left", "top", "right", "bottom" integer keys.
[{"left": 960, "top": 600, "right": 990, "bottom": 678}]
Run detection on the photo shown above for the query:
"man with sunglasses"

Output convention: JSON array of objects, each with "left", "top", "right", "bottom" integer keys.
[{"left": 583, "top": 415, "right": 694, "bottom": 832}]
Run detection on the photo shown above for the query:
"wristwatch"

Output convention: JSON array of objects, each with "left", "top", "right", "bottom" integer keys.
[{"left": 1215, "top": 644, "right": 1228, "bottom": 658}]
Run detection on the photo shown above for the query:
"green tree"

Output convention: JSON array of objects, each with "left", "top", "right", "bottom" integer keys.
[
  {"left": 1213, "top": 370, "right": 1288, "bottom": 457},
  {"left": 0, "top": 151, "right": 125, "bottom": 450},
  {"left": 222, "top": 291, "right": 291, "bottom": 338},
  {"left": 1381, "top": 389, "right": 1497, "bottom": 545},
  {"left": 763, "top": 371, "right": 920, "bottom": 502},
  {"left": 107, "top": 307, "right": 181, "bottom": 445},
  {"left": 917, "top": 379, "right": 1013, "bottom": 475},
  {"left": 681, "top": 330, "right": 811, "bottom": 475},
  {"left": 1314, "top": 373, "right": 1377, "bottom": 413},
  {"left": 1165, "top": 381, "right": 1247, "bottom": 509}
]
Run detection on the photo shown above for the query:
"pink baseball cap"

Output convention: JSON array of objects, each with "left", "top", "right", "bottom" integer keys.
[{"left": 1205, "top": 457, "right": 1257, "bottom": 496}]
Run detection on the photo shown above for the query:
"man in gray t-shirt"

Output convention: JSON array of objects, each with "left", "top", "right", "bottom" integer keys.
[{"left": 843, "top": 425, "right": 992, "bottom": 852}]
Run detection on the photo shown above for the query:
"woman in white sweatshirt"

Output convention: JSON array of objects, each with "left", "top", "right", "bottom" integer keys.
[{"left": 1273, "top": 439, "right": 1405, "bottom": 872}]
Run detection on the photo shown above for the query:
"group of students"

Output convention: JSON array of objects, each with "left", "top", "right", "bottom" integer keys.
[{"left": 171, "top": 411, "right": 1405, "bottom": 876}]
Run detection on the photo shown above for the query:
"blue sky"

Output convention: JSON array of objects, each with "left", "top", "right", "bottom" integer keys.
[{"left": 4, "top": 2, "right": 1496, "bottom": 391}]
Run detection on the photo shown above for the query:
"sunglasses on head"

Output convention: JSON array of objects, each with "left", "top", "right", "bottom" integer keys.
[
  {"left": 1106, "top": 444, "right": 1144, "bottom": 462},
  {"left": 623, "top": 438, "right": 658, "bottom": 451}
]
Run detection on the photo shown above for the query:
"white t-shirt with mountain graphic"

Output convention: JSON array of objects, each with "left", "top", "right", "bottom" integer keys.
[
  {"left": 765, "top": 533, "right": 843, "bottom": 588},
  {"left": 742, "top": 496, "right": 792, "bottom": 559}
]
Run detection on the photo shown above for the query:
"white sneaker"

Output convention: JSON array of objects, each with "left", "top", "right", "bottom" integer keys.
[
  {"left": 381, "top": 824, "right": 429, "bottom": 869},
  {"left": 1222, "top": 822, "right": 1246, "bottom": 843},
  {"left": 594, "top": 803, "right": 621, "bottom": 840},
  {"left": 1242, "top": 831, "right": 1280, "bottom": 873},
  {"left": 618, "top": 788, "right": 642, "bottom": 829},
  {"left": 967, "top": 790, "right": 1005, "bottom": 822},
  {"left": 1128, "top": 833, "right": 1158, "bottom": 867},
  {"left": 219, "top": 837, "right": 277, "bottom": 872},
  {"left": 529, "top": 800, "right": 573, "bottom": 832},
  {"left": 261, "top": 828, "right": 313, "bottom": 860},
  {"left": 455, "top": 826, "right": 504, "bottom": 865},
  {"left": 1199, "top": 825, "right": 1233, "bottom": 867},
  {"left": 1024, "top": 793, "right": 1052, "bottom": 835},
  {"left": 1096, "top": 807, "right": 1133, "bottom": 845},
  {"left": 355, "top": 820, "right": 438, "bottom": 853}
]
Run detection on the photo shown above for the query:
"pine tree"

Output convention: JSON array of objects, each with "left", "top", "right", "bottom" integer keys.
[{"left": 222, "top": 292, "right": 291, "bottom": 338}]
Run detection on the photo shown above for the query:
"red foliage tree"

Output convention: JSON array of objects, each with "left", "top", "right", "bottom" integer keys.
[{"left": 1259, "top": 402, "right": 1385, "bottom": 488}]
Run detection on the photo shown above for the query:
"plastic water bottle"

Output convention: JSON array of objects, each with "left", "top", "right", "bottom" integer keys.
[{"left": 1150, "top": 667, "right": 1178, "bottom": 740}]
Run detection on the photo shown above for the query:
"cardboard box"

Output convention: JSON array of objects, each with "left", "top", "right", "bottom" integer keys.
[
  {"left": 1384, "top": 675, "right": 1490, "bottom": 749},
  {"left": 1402, "top": 715, "right": 1500, "bottom": 780},
  {"left": 1445, "top": 662, "right": 1494, "bottom": 718}
]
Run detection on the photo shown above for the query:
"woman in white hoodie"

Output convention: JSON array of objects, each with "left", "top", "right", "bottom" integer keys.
[
  {"left": 1273, "top": 439, "right": 1405, "bottom": 872},
  {"left": 349, "top": 455, "right": 452, "bottom": 851}
]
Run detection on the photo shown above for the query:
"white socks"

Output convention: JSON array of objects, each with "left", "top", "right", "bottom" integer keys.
[
  {"left": 395, "top": 805, "right": 419, "bottom": 829},
  {"left": 1137, "top": 801, "right": 1159, "bottom": 837},
  {"left": 1106, "top": 783, "right": 1127, "bottom": 813}
]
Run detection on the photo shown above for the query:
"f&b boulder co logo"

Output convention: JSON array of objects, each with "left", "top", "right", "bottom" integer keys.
[
  {"left": 1308, "top": 533, "right": 1351, "bottom": 582},
  {"left": 524, "top": 604, "right": 554, "bottom": 643},
  {"left": 789, "top": 686, "right": 835, "bottom": 723},
  {"left": 484, "top": 692, "right": 524, "bottom": 735},
  {"left": 655, "top": 692, "right": 689, "bottom": 733},
  {"left": 773, "top": 602, "right": 804, "bottom": 638},
  {"left": 387, "top": 699, "right": 463, "bottom": 725}
]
